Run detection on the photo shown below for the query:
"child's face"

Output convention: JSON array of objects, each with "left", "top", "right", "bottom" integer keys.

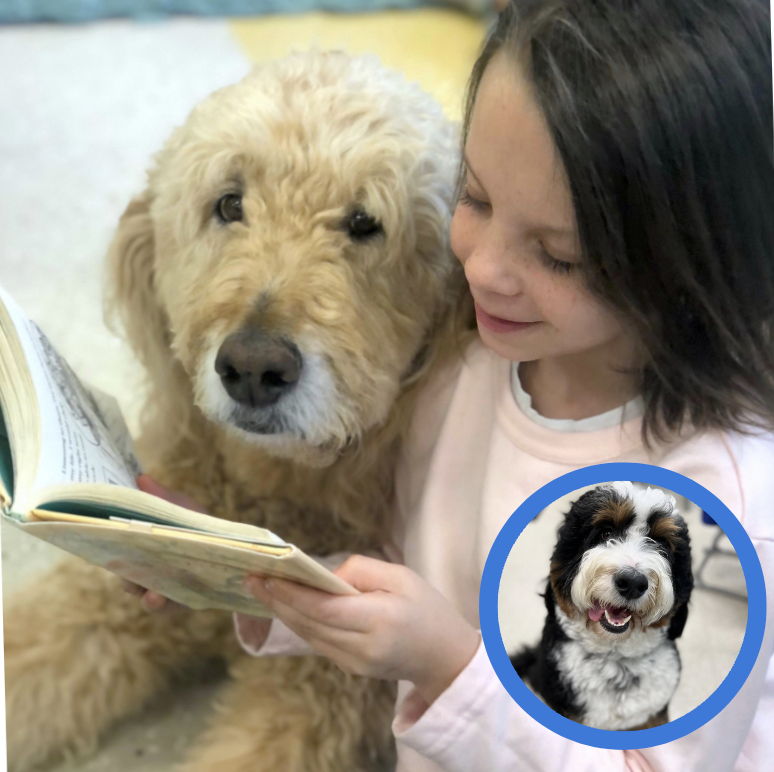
[{"left": 451, "top": 53, "right": 633, "bottom": 367}]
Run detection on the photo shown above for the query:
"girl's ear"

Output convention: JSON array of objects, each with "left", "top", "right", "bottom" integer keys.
[{"left": 104, "top": 193, "right": 171, "bottom": 377}]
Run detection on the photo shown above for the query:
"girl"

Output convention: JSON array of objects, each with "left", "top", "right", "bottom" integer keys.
[{"left": 133, "top": 1, "right": 774, "bottom": 769}]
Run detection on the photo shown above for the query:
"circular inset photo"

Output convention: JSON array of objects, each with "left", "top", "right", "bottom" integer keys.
[{"left": 480, "top": 464, "right": 766, "bottom": 749}]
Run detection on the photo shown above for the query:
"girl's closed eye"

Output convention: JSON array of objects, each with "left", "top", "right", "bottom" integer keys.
[
  {"left": 459, "top": 187, "right": 491, "bottom": 214},
  {"left": 538, "top": 244, "right": 576, "bottom": 275}
]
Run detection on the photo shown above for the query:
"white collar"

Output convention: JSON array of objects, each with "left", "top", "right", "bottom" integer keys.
[{"left": 510, "top": 362, "right": 645, "bottom": 433}]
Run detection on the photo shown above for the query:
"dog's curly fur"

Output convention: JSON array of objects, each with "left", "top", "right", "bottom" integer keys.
[{"left": 4, "top": 51, "right": 474, "bottom": 772}]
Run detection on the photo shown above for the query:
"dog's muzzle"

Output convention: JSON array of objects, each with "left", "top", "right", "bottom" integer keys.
[
  {"left": 201, "top": 322, "right": 345, "bottom": 452},
  {"left": 614, "top": 568, "right": 649, "bottom": 601},
  {"left": 215, "top": 329, "right": 301, "bottom": 409}
]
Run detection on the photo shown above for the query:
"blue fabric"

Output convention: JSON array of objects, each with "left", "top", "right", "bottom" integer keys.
[{"left": 0, "top": 0, "right": 478, "bottom": 24}]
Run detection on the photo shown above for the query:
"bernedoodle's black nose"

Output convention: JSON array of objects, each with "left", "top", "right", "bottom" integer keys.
[
  {"left": 614, "top": 569, "right": 649, "bottom": 600},
  {"left": 215, "top": 330, "right": 301, "bottom": 408}
]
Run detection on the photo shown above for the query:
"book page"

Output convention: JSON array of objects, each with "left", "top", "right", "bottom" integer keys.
[
  {"left": 0, "top": 288, "right": 139, "bottom": 504},
  {"left": 17, "top": 520, "right": 356, "bottom": 614}
]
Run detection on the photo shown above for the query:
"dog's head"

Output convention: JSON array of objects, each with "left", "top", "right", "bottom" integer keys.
[
  {"left": 107, "top": 51, "right": 470, "bottom": 465},
  {"left": 548, "top": 482, "right": 693, "bottom": 646}
]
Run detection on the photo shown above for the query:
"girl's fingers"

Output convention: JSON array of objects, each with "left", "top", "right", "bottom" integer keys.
[
  {"left": 121, "top": 575, "right": 191, "bottom": 615},
  {"left": 268, "top": 596, "right": 365, "bottom": 654},
  {"left": 142, "top": 589, "right": 187, "bottom": 612},
  {"left": 120, "top": 579, "right": 147, "bottom": 597},
  {"left": 334, "top": 554, "right": 408, "bottom": 593},
  {"left": 141, "top": 590, "right": 168, "bottom": 611},
  {"left": 136, "top": 474, "right": 209, "bottom": 513},
  {"left": 127, "top": 587, "right": 188, "bottom": 614},
  {"left": 121, "top": 579, "right": 178, "bottom": 612},
  {"left": 246, "top": 576, "right": 371, "bottom": 633}
]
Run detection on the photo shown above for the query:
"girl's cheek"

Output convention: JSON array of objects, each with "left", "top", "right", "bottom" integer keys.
[
  {"left": 539, "top": 283, "right": 597, "bottom": 334},
  {"left": 532, "top": 276, "right": 576, "bottom": 319},
  {"left": 565, "top": 290, "right": 625, "bottom": 341}
]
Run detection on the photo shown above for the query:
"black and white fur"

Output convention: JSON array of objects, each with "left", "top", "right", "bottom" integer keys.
[{"left": 511, "top": 482, "right": 693, "bottom": 730}]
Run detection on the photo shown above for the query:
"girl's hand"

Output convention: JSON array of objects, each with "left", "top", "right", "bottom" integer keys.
[
  {"left": 119, "top": 577, "right": 187, "bottom": 613},
  {"left": 120, "top": 474, "right": 208, "bottom": 613},
  {"left": 234, "top": 550, "right": 388, "bottom": 655},
  {"left": 244, "top": 556, "right": 480, "bottom": 705}
]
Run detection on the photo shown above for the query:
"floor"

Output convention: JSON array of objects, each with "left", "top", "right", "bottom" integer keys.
[{"left": 0, "top": 10, "right": 749, "bottom": 772}]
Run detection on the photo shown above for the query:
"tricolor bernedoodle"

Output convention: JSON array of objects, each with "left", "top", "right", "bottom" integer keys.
[{"left": 511, "top": 482, "right": 693, "bottom": 731}]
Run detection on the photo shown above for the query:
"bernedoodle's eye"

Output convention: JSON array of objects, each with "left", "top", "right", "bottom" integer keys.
[
  {"left": 216, "top": 194, "right": 243, "bottom": 224},
  {"left": 344, "top": 208, "right": 383, "bottom": 241},
  {"left": 603, "top": 529, "right": 613, "bottom": 541}
]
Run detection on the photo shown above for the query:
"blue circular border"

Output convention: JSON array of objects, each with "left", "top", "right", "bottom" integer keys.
[{"left": 480, "top": 462, "right": 767, "bottom": 749}]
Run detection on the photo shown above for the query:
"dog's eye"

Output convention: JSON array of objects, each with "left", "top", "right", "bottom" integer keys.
[
  {"left": 216, "top": 194, "right": 243, "bottom": 224},
  {"left": 602, "top": 529, "right": 613, "bottom": 541},
  {"left": 345, "top": 208, "right": 383, "bottom": 241}
]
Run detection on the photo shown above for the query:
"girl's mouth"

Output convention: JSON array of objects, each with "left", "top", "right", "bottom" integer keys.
[{"left": 475, "top": 303, "right": 541, "bottom": 334}]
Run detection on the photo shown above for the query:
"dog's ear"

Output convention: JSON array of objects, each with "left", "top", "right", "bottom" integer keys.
[
  {"left": 397, "top": 129, "right": 477, "bottom": 392},
  {"left": 104, "top": 192, "right": 171, "bottom": 377},
  {"left": 398, "top": 262, "right": 476, "bottom": 391},
  {"left": 670, "top": 513, "right": 694, "bottom": 605},
  {"left": 542, "top": 578, "right": 558, "bottom": 618},
  {"left": 667, "top": 602, "right": 689, "bottom": 640}
]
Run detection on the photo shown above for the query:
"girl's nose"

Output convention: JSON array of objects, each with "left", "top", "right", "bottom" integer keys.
[{"left": 463, "top": 241, "right": 524, "bottom": 298}]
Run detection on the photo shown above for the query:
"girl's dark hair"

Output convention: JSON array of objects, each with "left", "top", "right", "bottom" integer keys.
[{"left": 465, "top": 0, "right": 774, "bottom": 443}]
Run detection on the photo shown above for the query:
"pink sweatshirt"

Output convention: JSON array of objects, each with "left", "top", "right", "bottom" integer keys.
[{"left": 236, "top": 339, "right": 774, "bottom": 772}]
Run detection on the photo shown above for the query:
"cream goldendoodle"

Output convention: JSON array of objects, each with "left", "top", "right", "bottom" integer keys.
[{"left": 3, "top": 51, "right": 473, "bottom": 772}]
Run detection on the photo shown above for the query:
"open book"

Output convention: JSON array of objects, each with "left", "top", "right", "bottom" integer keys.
[{"left": 0, "top": 286, "right": 356, "bottom": 616}]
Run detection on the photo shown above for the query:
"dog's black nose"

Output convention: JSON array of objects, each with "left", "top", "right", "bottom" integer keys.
[
  {"left": 614, "top": 569, "right": 649, "bottom": 600},
  {"left": 215, "top": 330, "right": 301, "bottom": 408}
]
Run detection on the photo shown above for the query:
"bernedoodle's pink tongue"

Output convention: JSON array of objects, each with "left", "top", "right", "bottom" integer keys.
[{"left": 589, "top": 601, "right": 604, "bottom": 622}]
